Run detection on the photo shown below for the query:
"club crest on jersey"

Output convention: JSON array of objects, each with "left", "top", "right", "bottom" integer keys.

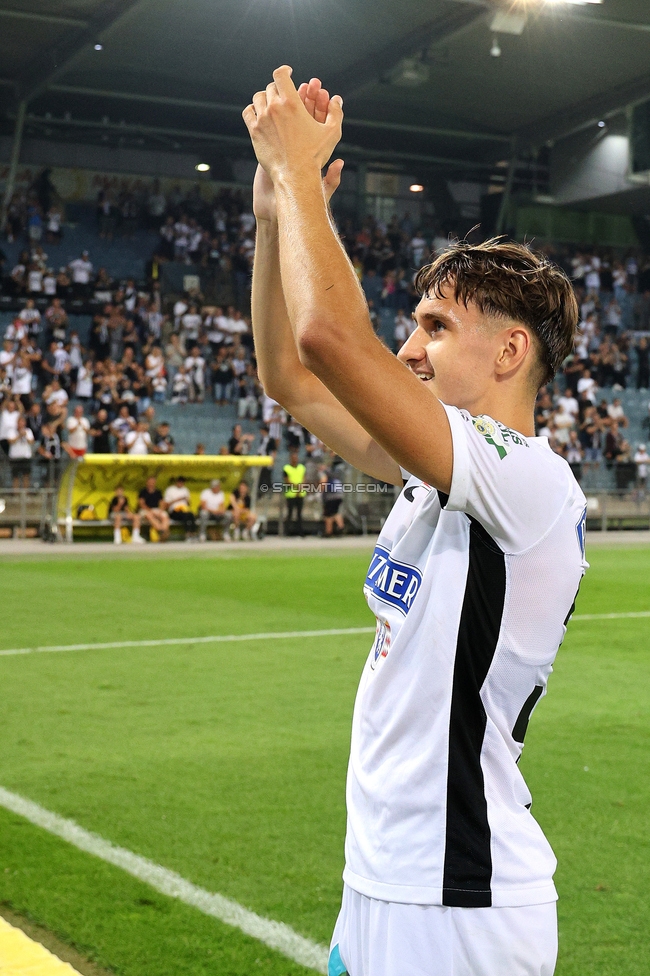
[
  {"left": 471, "top": 415, "right": 527, "bottom": 460},
  {"left": 370, "top": 618, "right": 392, "bottom": 669},
  {"left": 364, "top": 544, "right": 422, "bottom": 616}
]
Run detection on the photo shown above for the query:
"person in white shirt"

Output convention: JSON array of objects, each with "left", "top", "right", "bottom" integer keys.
[
  {"left": 69, "top": 332, "right": 83, "bottom": 371},
  {"left": 205, "top": 307, "right": 227, "bottom": 350},
  {"left": 145, "top": 346, "right": 165, "bottom": 381},
  {"left": 181, "top": 304, "right": 202, "bottom": 344},
  {"left": 5, "top": 319, "right": 27, "bottom": 344},
  {"left": 52, "top": 343, "right": 70, "bottom": 377},
  {"left": 184, "top": 346, "right": 206, "bottom": 402},
  {"left": 633, "top": 443, "right": 649, "bottom": 492},
  {"left": 0, "top": 398, "right": 20, "bottom": 455},
  {"left": 576, "top": 368, "right": 596, "bottom": 404},
  {"left": 585, "top": 260, "right": 600, "bottom": 297},
  {"left": 46, "top": 206, "right": 62, "bottom": 242},
  {"left": 76, "top": 360, "right": 94, "bottom": 400},
  {"left": 124, "top": 421, "right": 152, "bottom": 455},
  {"left": 171, "top": 365, "right": 191, "bottom": 404},
  {"left": 27, "top": 266, "right": 43, "bottom": 294},
  {"left": 44, "top": 380, "right": 69, "bottom": 410},
  {"left": 410, "top": 232, "right": 427, "bottom": 266},
  {"left": 607, "top": 397, "right": 628, "bottom": 428},
  {"left": 557, "top": 387, "right": 579, "bottom": 421},
  {"left": 173, "top": 299, "right": 188, "bottom": 330},
  {"left": 68, "top": 251, "right": 94, "bottom": 297},
  {"left": 394, "top": 309, "right": 415, "bottom": 351},
  {"left": 228, "top": 309, "right": 250, "bottom": 338},
  {"left": 65, "top": 405, "right": 90, "bottom": 458},
  {"left": 43, "top": 268, "right": 56, "bottom": 298},
  {"left": 11, "top": 353, "right": 33, "bottom": 407},
  {"left": 0, "top": 340, "right": 15, "bottom": 379},
  {"left": 245, "top": 78, "right": 587, "bottom": 976},
  {"left": 8, "top": 415, "right": 34, "bottom": 487},
  {"left": 163, "top": 476, "right": 197, "bottom": 534},
  {"left": 19, "top": 299, "right": 41, "bottom": 336},
  {"left": 198, "top": 478, "right": 232, "bottom": 541}
]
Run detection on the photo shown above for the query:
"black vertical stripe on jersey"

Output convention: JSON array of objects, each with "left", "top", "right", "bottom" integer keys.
[
  {"left": 512, "top": 685, "right": 544, "bottom": 744},
  {"left": 442, "top": 517, "right": 506, "bottom": 908}
]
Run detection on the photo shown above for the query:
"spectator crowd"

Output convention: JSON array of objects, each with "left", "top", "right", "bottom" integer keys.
[{"left": 3, "top": 175, "right": 650, "bottom": 505}]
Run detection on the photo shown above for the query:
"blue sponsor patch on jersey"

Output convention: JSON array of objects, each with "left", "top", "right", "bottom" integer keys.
[
  {"left": 364, "top": 544, "right": 422, "bottom": 616},
  {"left": 576, "top": 505, "right": 587, "bottom": 559}
]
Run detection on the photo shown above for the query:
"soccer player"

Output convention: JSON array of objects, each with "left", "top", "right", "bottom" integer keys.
[{"left": 243, "top": 69, "right": 588, "bottom": 976}]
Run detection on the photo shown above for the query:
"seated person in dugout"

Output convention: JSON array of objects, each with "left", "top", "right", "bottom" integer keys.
[
  {"left": 109, "top": 485, "right": 144, "bottom": 545},
  {"left": 228, "top": 481, "right": 257, "bottom": 538},
  {"left": 163, "top": 475, "right": 197, "bottom": 535},
  {"left": 198, "top": 478, "right": 232, "bottom": 541},
  {"left": 138, "top": 475, "right": 170, "bottom": 541}
]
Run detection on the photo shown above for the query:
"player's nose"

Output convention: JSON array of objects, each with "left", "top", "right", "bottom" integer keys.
[{"left": 397, "top": 332, "right": 427, "bottom": 367}]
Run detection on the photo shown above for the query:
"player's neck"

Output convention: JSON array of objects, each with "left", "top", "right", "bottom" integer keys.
[{"left": 463, "top": 390, "right": 536, "bottom": 438}]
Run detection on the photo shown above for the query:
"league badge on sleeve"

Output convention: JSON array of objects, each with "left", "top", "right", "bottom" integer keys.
[{"left": 471, "top": 415, "right": 527, "bottom": 459}]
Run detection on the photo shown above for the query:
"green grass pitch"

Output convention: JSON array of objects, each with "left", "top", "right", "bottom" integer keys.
[{"left": 0, "top": 546, "right": 648, "bottom": 975}]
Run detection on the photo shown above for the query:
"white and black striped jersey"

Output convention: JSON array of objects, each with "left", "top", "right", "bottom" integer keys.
[{"left": 343, "top": 403, "right": 588, "bottom": 909}]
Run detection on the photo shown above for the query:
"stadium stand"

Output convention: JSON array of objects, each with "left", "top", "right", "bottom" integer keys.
[{"left": 2, "top": 178, "right": 650, "bottom": 543}]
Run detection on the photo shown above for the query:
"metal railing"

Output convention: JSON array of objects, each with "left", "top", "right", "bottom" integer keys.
[
  {"left": 0, "top": 487, "right": 58, "bottom": 539},
  {"left": 584, "top": 490, "right": 650, "bottom": 533},
  {"left": 1, "top": 476, "right": 648, "bottom": 543}
]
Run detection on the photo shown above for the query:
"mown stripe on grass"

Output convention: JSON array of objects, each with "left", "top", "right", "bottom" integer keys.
[
  {"left": 0, "top": 787, "right": 329, "bottom": 974},
  {"left": 0, "top": 627, "right": 376, "bottom": 658}
]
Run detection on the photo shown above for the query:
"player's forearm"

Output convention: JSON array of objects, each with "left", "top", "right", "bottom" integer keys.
[
  {"left": 251, "top": 220, "right": 310, "bottom": 400},
  {"left": 274, "top": 170, "right": 373, "bottom": 360}
]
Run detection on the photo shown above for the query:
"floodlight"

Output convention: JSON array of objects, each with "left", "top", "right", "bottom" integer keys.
[
  {"left": 94, "top": 43, "right": 103, "bottom": 51},
  {"left": 195, "top": 163, "right": 211, "bottom": 172},
  {"left": 409, "top": 184, "right": 424, "bottom": 193},
  {"left": 490, "top": 36, "right": 502, "bottom": 57},
  {"left": 598, "top": 120, "right": 606, "bottom": 128}
]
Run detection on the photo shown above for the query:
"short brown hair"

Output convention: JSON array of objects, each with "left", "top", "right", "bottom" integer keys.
[{"left": 414, "top": 238, "right": 578, "bottom": 387}]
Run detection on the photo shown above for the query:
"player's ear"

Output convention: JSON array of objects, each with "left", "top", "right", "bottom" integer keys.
[{"left": 494, "top": 325, "right": 531, "bottom": 377}]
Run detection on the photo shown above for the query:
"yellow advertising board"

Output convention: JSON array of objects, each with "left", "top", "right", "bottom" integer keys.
[{"left": 56, "top": 455, "right": 271, "bottom": 537}]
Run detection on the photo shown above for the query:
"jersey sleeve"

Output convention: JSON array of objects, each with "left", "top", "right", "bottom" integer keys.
[{"left": 441, "top": 403, "right": 570, "bottom": 553}]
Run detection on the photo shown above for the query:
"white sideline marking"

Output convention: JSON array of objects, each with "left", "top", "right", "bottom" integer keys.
[
  {"left": 0, "top": 626, "right": 376, "bottom": 658},
  {"left": 1, "top": 612, "right": 648, "bottom": 659},
  {"left": 0, "top": 786, "right": 329, "bottom": 973},
  {"left": 571, "top": 611, "right": 650, "bottom": 621}
]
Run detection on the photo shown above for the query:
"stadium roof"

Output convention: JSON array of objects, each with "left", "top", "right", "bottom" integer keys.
[{"left": 1, "top": 0, "right": 650, "bottom": 179}]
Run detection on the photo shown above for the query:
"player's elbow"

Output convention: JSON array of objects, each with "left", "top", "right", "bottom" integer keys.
[{"left": 296, "top": 318, "right": 340, "bottom": 375}]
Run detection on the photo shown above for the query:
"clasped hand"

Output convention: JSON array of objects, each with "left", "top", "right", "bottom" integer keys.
[{"left": 242, "top": 65, "right": 343, "bottom": 183}]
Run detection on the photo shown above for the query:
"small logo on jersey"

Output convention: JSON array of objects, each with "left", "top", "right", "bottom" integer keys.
[
  {"left": 403, "top": 483, "right": 431, "bottom": 503},
  {"left": 364, "top": 545, "right": 422, "bottom": 616},
  {"left": 471, "top": 415, "right": 527, "bottom": 460},
  {"left": 576, "top": 505, "right": 587, "bottom": 559},
  {"left": 370, "top": 618, "right": 392, "bottom": 669}
]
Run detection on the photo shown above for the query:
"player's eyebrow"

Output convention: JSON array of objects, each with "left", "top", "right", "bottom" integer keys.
[{"left": 416, "top": 308, "right": 456, "bottom": 327}]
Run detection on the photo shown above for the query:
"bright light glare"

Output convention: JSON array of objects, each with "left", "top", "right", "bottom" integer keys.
[
  {"left": 195, "top": 163, "right": 210, "bottom": 172},
  {"left": 409, "top": 184, "right": 424, "bottom": 193},
  {"left": 94, "top": 43, "right": 103, "bottom": 51},
  {"left": 543, "top": 0, "right": 603, "bottom": 5},
  {"left": 598, "top": 120, "right": 606, "bottom": 128}
]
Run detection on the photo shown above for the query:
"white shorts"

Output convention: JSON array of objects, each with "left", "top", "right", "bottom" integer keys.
[{"left": 329, "top": 884, "right": 557, "bottom": 976}]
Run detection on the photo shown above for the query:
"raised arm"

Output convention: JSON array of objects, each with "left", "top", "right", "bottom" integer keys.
[
  {"left": 244, "top": 67, "right": 453, "bottom": 493},
  {"left": 250, "top": 86, "right": 401, "bottom": 486}
]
